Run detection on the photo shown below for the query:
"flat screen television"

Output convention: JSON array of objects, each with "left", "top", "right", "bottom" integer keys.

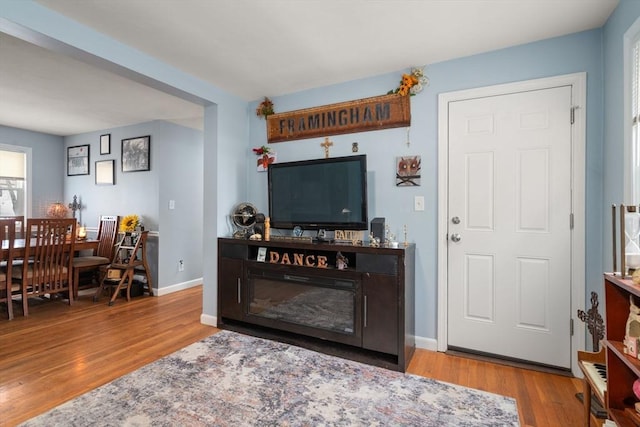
[{"left": 268, "top": 155, "right": 368, "bottom": 231}]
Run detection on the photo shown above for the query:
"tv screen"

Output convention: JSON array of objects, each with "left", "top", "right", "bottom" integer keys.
[{"left": 268, "top": 155, "right": 368, "bottom": 231}]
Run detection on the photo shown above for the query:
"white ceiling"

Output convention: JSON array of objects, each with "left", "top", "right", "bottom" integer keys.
[{"left": 0, "top": 0, "right": 619, "bottom": 136}]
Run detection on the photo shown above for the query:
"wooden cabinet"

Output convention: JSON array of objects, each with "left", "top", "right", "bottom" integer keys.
[
  {"left": 217, "top": 238, "right": 415, "bottom": 371},
  {"left": 362, "top": 272, "right": 398, "bottom": 355},
  {"left": 604, "top": 274, "right": 640, "bottom": 426},
  {"left": 218, "top": 258, "right": 244, "bottom": 321}
]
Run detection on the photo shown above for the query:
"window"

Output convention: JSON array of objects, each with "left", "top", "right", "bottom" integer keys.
[
  {"left": 0, "top": 147, "right": 27, "bottom": 217},
  {"left": 632, "top": 37, "right": 640, "bottom": 204}
]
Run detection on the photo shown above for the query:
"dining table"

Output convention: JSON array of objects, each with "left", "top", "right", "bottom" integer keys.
[{"left": 1, "top": 238, "right": 99, "bottom": 258}]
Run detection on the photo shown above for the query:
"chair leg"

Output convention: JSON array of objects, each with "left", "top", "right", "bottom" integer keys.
[
  {"left": 22, "top": 286, "right": 29, "bottom": 317},
  {"left": 583, "top": 380, "right": 592, "bottom": 427},
  {"left": 93, "top": 275, "right": 108, "bottom": 302},
  {"left": 142, "top": 258, "right": 154, "bottom": 296},
  {"left": 73, "top": 268, "right": 80, "bottom": 299},
  {"left": 109, "top": 271, "right": 131, "bottom": 306}
]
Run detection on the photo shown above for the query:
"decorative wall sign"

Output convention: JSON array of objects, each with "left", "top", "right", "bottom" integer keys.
[
  {"left": 268, "top": 249, "right": 329, "bottom": 268},
  {"left": 266, "top": 93, "right": 411, "bottom": 143},
  {"left": 396, "top": 155, "right": 421, "bottom": 186}
]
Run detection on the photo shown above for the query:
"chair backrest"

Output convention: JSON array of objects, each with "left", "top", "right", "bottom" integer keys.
[
  {"left": 23, "top": 218, "right": 76, "bottom": 293},
  {"left": 0, "top": 215, "right": 24, "bottom": 238},
  {"left": 0, "top": 218, "right": 16, "bottom": 281},
  {"left": 95, "top": 215, "right": 120, "bottom": 259}
]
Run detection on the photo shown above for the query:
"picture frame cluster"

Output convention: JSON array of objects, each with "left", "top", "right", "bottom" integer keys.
[{"left": 66, "top": 134, "right": 151, "bottom": 185}]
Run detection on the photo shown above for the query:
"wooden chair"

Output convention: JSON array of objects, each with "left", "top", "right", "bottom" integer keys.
[
  {"left": 0, "top": 218, "right": 16, "bottom": 319},
  {"left": 72, "top": 215, "right": 119, "bottom": 298},
  {"left": 0, "top": 215, "right": 25, "bottom": 238},
  {"left": 12, "top": 218, "right": 76, "bottom": 316},
  {"left": 94, "top": 230, "right": 154, "bottom": 306}
]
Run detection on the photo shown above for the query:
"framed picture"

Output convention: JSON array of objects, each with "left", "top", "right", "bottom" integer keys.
[
  {"left": 100, "top": 134, "right": 111, "bottom": 155},
  {"left": 67, "top": 145, "right": 90, "bottom": 176},
  {"left": 395, "top": 155, "right": 421, "bottom": 186},
  {"left": 95, "top": 159, "right": 115, "bottom": 185},
  {"left": 122, "top": 135, "right": 150, "bottom": 172}
]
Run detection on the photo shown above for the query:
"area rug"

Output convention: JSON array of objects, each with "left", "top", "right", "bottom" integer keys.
[{"left": 21, "top": 330, "right": 520, "bottom": 426}]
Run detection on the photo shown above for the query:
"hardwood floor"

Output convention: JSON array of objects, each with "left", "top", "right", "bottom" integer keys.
[{"left": 0, "top": 286, "right": 598, "bottom": 426}]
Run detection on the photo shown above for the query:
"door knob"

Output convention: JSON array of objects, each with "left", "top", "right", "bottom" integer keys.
[
  {"left": 451, "top": 216, "right": 461, "bottom": 224},
  {"left": 451, "top": 233, "right": 462, "bottom": 242}
]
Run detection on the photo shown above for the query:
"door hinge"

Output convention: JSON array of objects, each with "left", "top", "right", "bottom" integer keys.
[
  {"left": 570, "top": 106, "right": 580, "bottom": 125},
  {"left": 570, "top": 213, "right": 574, "bottom": 230},
  {"left": 570, "top": 318, "right": 574, "bottom": 336}
]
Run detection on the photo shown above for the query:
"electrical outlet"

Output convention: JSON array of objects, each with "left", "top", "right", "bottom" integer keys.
[
  {"left": 414, "top": 195, "right": 425, "bottom": 211},
  {"left": 178, "top": 259, "right": 184, "bottom": 272}
]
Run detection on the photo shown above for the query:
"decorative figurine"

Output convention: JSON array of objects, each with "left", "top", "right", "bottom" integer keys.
[
  {"left": 336, "top": 252, "right": 348, "bottom": 270},
  {"left": 624, "top": 295, "right": 640, "bottom": 357}
]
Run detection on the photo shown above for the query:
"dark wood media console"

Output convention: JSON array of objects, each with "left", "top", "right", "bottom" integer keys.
[{"left": 217, "top": 237, "right": 416, "bottom": 371}]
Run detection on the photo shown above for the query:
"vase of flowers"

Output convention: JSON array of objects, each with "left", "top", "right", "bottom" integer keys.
[{"left": 120, "top": 214, "right": 141, "bottom": 246}]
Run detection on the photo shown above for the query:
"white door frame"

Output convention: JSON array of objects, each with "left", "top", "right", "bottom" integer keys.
[{"left": 437, "top": 73, "right": 586, "bottom": 375}]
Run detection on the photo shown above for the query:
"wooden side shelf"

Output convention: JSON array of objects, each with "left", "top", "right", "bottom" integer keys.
[{"left": 604, "top": 274, "right": 640, "bottom": 427}]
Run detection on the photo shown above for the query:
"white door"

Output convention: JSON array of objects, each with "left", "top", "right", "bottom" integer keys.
[{"left": 447, "top": 86, "right": 572, "bottom": 368}]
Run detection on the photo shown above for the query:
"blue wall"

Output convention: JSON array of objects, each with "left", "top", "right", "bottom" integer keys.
[
  {"left": 602, "top": 0, "right": 640, "bottom": 270},
  {"left": 3, "top": 0, "right": 639, "bottom": 344},
  {"left": 0, "top": 0, "right": 248, "bottom": 319},
  {"left": 63, "top": 120, "right": 204, "bottom": 291},
  {"left": 248, "top": 30, "right": 604, "bottom": 340},
  {"left": 0, "top": 124, "right": 65, "bottom": 215}
]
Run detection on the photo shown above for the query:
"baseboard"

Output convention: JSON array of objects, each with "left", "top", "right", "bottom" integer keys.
[
  {"left": 416, "top": 335, "right": 438, "bottom": 351},
  {"left": 154, "top": 278, "right": 202, "bottom": 296},
  {"left": 201, "top": 314, "right": 217, "bottom": 327}
]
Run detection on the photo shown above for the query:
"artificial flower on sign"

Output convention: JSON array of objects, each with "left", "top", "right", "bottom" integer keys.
[
  {"left": 388, "top": 66, "right": 429, "bottom": 96},
  {"left": 120, "top": 214, "right": 140, "bottom": 233},
  {"left": 252, "top": 145, "right": 276, "bottom": 172},
  {"left": 255, "top": 97, "right": 275, "bottom": 118}
]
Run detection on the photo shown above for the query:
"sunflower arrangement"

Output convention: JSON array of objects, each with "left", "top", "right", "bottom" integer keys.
[
  {"left": 388, "top": 66, "right": 429, "bottom": 96},
  {"left": 255, "top": 97, "right": 275, "bottom": 118},
  {"left": 120, "top": 214, "right": 140, "bottom": 233}
]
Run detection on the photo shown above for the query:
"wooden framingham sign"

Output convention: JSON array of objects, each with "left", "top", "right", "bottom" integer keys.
[{"left": 266, "top": 93, "right": 411, "bottom": 143}]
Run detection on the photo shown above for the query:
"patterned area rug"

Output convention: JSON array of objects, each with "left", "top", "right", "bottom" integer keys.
[{"left": 21, "top": 331, "right": 520, "bottom": 426}]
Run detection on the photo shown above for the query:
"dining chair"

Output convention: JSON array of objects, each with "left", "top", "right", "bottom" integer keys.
[
  {"left": 94, "top": 230, "right": 153, "bottom": 305},
  {"left": 0, "top": 218, "right": 16, "bottom": 319},
  {"left": 71, "top": 215, "right": 119, "bottom": 298},
  {"left": 0, "top": 215, "right": 25, "bottom": 238},
  {"left": 12, "top": 218, "right": 76, "bottom": 316}
]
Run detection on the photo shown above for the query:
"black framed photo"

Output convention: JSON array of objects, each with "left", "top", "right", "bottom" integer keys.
[
  {"left": 95, "top": 159, "right": 115, "bottom": 185},
  {"left": 67, "top": 145, "right": 90, "bottom": 176},
  {"left": 122, "top": 135, "right": 150, "bottom": 172},
  {"left": 100, "top": 134, "right": 111, "bottom": 155}
]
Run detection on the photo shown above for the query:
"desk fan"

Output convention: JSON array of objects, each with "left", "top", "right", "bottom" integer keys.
[{"left": 231, "top": 202, "right": 258, "bottom": 238}]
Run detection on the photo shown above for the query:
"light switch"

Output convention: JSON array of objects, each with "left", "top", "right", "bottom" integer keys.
[
  {"left": 414, "top": 196, "right": 425, "bottom": 211},
  {"left": 169, "top": 200, "right": 175, "bottom": 210}
]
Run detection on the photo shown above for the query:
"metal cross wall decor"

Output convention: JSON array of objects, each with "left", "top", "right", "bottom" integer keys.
[
  {"left": 320, "top": 137, "right": 333, "bottom": 159},
  {"left": 577, "top": 291, "right": 605, "bottom": 351},
  {"left": 68, "top": 195, "right": 82, "bottom": 219}
]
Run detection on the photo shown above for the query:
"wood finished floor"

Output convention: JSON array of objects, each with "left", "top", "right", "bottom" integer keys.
[{"left": 0, "top": 286, "right": 599, "bottom": 427}]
